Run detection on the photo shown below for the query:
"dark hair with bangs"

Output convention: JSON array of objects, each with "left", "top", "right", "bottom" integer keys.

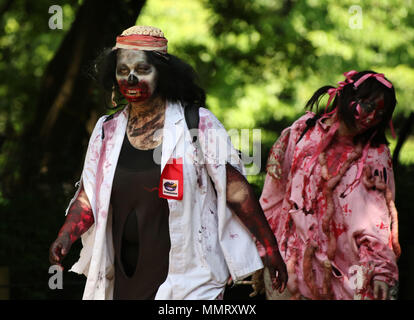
[
  {"left": 305, "top": 70, "right": 397, "bottom": 146},
  {"left": 94, "top": 48, "right": 206, "bottom": 112}
]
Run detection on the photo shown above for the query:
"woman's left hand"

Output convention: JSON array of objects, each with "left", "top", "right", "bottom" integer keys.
[
  {"left": 373, "top": 280, "right": 389, "bottom": 300},
  {"left": 263, "top": 248, "right": 288, "bottom": 293}
]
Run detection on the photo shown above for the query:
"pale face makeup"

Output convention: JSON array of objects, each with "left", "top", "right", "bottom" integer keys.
[{"left": 116, "top": 49, "right": 157, "bottom": 103}]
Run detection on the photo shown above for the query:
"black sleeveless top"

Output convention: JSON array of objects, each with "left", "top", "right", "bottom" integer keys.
[{"left": 111, "top": 134, "right": 170, "bottom": 300}]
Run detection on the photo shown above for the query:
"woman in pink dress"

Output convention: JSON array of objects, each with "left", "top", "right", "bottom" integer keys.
[{"left": 255, "top": 70, "right": 400, "bottom": 300}]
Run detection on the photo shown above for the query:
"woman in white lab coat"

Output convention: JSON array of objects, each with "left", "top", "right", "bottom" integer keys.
[{"left": 49, "top": 26, "right": 287, "bottom": 300}]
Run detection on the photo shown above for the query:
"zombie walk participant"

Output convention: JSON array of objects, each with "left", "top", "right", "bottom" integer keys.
[
  {"left": 252, "top": 70, "right": 400, "bottom": 300},
  {"left": 49, "top": 26, "right": 287, "bottom": 300}
]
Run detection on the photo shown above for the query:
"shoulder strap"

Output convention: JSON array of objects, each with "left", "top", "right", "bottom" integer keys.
[
  {"left": 184, "top": 105, "right": 200, "bottom": 144},
  {"left": 101, "top": 113, "right": 116, "bottom": 140}
]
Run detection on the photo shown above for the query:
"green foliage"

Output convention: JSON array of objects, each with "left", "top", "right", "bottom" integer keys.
[
  {"left": 1, "top": 0, "right": 414, "bottom": 299},
  {"left": 0, "top": 0, "right": 78, "bottom": 135},
  {"left": 390, "top": 136, "right": 414, "bottom": 165},
  {"left": 139, "top": 0, "right": 414, "bottom": 163},
  {"left": 0, "top": 0, "right": 80, "bottom": 299},
  {"left": 2, "top": 0, "right": 414, "bottom": 172}
]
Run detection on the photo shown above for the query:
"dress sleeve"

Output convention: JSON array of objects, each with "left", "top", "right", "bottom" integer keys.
[
  {"left": 256, "top": 129, "right": 291, "bottom": 257},
  {"left": 352, "top": 145, "right": 399, "bottom": 288},
  {"left": 265, "top": 111, "right": 316, "bottom": 181},
  {"left": 266, "top": 127, "right": 291, "bottom": 181},
  {"left": 257, "top": 113, "right": 315, "bottom": 257}
]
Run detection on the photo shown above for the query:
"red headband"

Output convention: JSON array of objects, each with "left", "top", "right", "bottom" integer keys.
[{"left": 115, "top": 34, "right": 168, "bottom": 53}]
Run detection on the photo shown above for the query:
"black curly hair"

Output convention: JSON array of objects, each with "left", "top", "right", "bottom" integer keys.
[{"left": 304, "top": 70, "right": 397, "bottom": 146}]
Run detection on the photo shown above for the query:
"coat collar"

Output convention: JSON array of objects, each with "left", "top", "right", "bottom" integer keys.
[{"left": 102, "top": 102, "right": 185, "bottom": 173}]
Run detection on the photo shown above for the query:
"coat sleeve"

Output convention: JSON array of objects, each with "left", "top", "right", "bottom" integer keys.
[
  {"left": 197, "top": 107, "right": 263, "bottom": 280},
  {"left": 197, "top": 108, "right": 244, "bottom": 173},
  {"left": 78, "top": 115, "right": 107, "bottom": 219},
  {"left": 66, "top": 115, "right": 107, "bottom": 277},
  {"left": 64, "top": 115, "right": 106, "bottom": 217},
  {"left": 351, "top": 146, "right": 399, "bottom": 287}
]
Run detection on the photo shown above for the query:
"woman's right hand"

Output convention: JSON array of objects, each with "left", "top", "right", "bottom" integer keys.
[
  {"left": 49, "top": 233, "right": 72, "bottom": 268},
  {"left": 49, "top": 185, "right": 94, "bottom": 268}
]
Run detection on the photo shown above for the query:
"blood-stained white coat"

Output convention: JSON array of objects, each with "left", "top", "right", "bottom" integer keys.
[{"left": 67, "top": 102, "right": 263, "bottom": 299}]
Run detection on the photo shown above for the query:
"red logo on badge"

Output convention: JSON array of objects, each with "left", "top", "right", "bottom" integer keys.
[{"left": 159, "top": 158, "right": 183, "bottom": 200}]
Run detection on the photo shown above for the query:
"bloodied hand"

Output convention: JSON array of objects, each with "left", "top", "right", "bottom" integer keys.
[
  {"left": 225, "top": 163, "right": 288, "bottom": 293},
  {"left": 49, "top": 185, "right": 94, "bottom": 268},
  {"left": 373, "top": 280, "right": 389, "bottom": 300}
]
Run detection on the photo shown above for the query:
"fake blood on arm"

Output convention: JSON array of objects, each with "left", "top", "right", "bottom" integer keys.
[
  {"left": 58, "top": 187, "right": 94, "bottom": 244},
  {"left": 225, "top": 163, "right": 278, "bottom": 255}
]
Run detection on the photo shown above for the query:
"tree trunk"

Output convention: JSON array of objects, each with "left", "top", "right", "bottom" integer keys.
[
  {"left": 2, "top": 0, "right": 146, "bottom": 196},
  {"left": 393, "top": 112, "right": 414, "bottom": 169}
]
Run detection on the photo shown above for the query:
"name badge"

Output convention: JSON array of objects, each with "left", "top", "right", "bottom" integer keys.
[{"left": 159, "top": 158, "right": 183, "bottom": 200}]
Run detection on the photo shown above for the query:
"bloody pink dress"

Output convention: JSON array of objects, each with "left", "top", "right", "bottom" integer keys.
[{"left": 258, "top": 112, "right": 400, "bottom": 300}]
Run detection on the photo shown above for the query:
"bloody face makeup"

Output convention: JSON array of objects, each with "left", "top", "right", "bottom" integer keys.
[
  {"left": 352, "top": 93, "right": 385, "bottom": 131},
  {"left": 116, "top": 49, "right": 157, "bottom": 103}
]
